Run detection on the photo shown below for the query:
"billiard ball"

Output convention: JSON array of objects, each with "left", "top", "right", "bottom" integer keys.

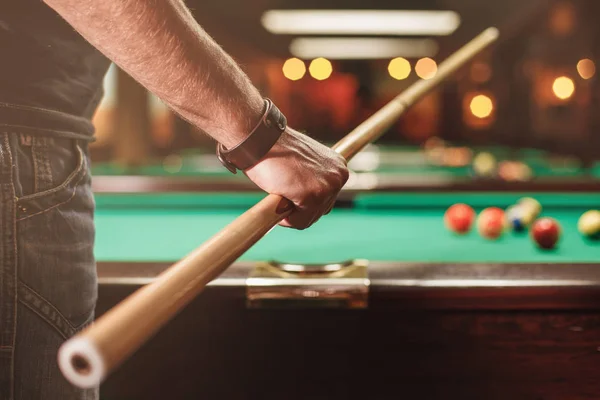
[
  {"left": 531, "top": 217, "right": 561, "bottom": 249},
  {"left": 578, "top": 210, "right": 600, "bottom": 240},
  {"left": 518, "top": 197, "right": 542, "bottom": 219},
  {"left": 442, "top": 147, "right": 472, "bottom": 167},
  {"left": 518, "top": 163, "right": 533, "bottom": 181},
  {"left": 498, "top": 161, "right": 533, "bottom": 182},
  {"left": 426, "top": 147, "right": 445, "bottom": 165},
  {"left": 444, "top": 203, "right": 475, "bottom": 234},
  {"left": 424, "top": 137, "right": 446, "bottom": 152},
  {"left": 477, "top": 207, "right": 506, "bottom": 239},
  {"left": 472, "top": 152, "right": 496, "bottom": 177},
  {"left": 498, "top": 161, "right": 519, "bottom": 181},
  {"left": 505, "top": 205, "right": 533, "bottom": 232}
]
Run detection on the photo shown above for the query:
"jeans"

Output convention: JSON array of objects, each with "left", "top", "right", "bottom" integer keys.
[{"left": 0, "top": 130, "right": 98, "bottom": 399}]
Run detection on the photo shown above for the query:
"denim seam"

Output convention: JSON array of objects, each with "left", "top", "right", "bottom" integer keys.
[
  {"left": 0, "top": 102, "right": 85, "bottom": 119},
  {"left": 17, "top": 281, "right": 77, "bottom": 339},
  {"left": 1, "top": 133, "right": 18, "bottom": 400},
  {"left": 18, "top": 281, "right": 77, "bottom": 330},
  {"left": 17, "top": 144, "right": 84, "bottom": 202},
  {"left": 0, "top": 124, "right": 93, "bottom": 141},
  {"left": 31, "top": 138, "right": 40, "bottom": 194},
  {"left": 10, "top": 186, "right": 16, "bottom": 400}
]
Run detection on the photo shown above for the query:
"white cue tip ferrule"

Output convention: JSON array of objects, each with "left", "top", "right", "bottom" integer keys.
[
  {"left": 58, "top": 336, "right": 106, "bottom": 389},
  {"left": 485, "top": 27, "right": 500, "bottom": 39}
]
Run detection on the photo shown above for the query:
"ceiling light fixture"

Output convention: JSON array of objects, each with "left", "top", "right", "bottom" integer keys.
[
  {"left": 290, "top": 38, "right": 439, "bottom": 60},
  {"left": 262, "top": 10, "right": 460, "bottom": 36}
]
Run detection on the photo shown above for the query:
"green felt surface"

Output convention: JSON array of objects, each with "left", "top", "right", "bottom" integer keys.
[{"left": 95, "top": 192, "right": 600, "bottom": 264}]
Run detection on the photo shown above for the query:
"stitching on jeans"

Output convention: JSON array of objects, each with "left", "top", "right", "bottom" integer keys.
[
  {"left": 0, "top": 102, "right": 90, "bottom": 119},
  {"left": 2, "top": 133, "right": 18, "bottom": 399},
  {"left": 15, "top": 169, "right": 84, "bottom": 222},
  {"left": 15, "top": 144, "right": 86, "bottom": 221},
  {"left": 18, "top": 281, "right": 77, "bottom": 332},
  {"left": 17, "top": 282, "right": 77, "bottom": 339},
  {"left": 19, "top": 302, "right": 69, "bottom": 340},
  {"left": 32, "top": 137, "right": 40, "bottom": 193},
  {"left": 17, "top": 144, "right": 84, "bottom": 202},
  {"left": 15, "top": 170, "right": 85, "bottom": 221},
  {"left": 0, "top": 124, "right": 92, "bottom": 141}
]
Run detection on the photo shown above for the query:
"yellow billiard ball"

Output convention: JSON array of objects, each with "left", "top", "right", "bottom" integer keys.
[{"left": 578, "top": 210, "right": 600, "bottom": 240}]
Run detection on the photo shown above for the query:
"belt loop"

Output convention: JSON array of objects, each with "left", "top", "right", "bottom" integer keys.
[
  {"left": 31, "top": 136, "right": 53, "bottom": 193},
  {"left": 19, "top": 134, "right": 32, "bottom": 147}
]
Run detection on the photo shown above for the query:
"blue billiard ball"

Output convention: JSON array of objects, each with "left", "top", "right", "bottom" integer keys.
[{"left": 505, "top": 205, "right": 533, "bottom": 232}]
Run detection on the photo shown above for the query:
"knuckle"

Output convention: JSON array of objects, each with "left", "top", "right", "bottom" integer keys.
[
  {"left": 308, "top": 185, "right": 328, "bottom": 204},
  {"left": 339, "top": 166, "right": 350, "bottom": 185},
  {"left": 314, "top": 184, "right": 328, "bottom": 199},
  {"left": 330, "top": 156, "right": 349, "bottom": 186}
]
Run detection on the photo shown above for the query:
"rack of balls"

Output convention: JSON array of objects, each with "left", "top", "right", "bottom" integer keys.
[{"left": 444, "top": 198, "right": 600, "bottom": 249}]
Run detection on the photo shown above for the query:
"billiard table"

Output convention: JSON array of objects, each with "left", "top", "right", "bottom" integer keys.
[
  {"left": 91, "top": 145, "right": 600, "bottom": 193},
  {"left": 95, "top": 191, "right": 600, "bottom": 400}
]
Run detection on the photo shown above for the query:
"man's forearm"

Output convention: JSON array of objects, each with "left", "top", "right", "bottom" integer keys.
[{"left": 44, "top": 0, "right": 263, "bottom": 147}]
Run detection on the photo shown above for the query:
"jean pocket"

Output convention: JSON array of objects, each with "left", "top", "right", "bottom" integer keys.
[
  {"left": 13, "top": 133, "right": 90, "bottom": 220},
  {"left": 12, "top": 133, "right": 97, "bottom": 331}
]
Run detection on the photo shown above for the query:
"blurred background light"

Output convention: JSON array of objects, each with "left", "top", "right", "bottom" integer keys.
[
  {"left": 552, "top": 76, "right": 575, "bottom": 100},
  {"left": 388, "top": 57, "right": 411, "bottom": 80},
  {"left": 549, "top": 1, "right": 575, "bottom": 36},
  {"left": 415, "top": 58, "right": 438, "bottom": 80},
  {"left": 470, "top": 94, "right": 494, "bottom": 119},
  {"left": 309, "top": 58, "right": 333, "bottom": 80},
  {"left": 290, "top": 38, "right": 438, "bottom": 60},
  {"left": 262, "top": 10, "right": 461, "bottom": 36},
  {"left": 577, "top": 58, "right": 595, "bottom": 80},
  {"left": 282, "top": 58, "right": 306, "bottom": 81}
]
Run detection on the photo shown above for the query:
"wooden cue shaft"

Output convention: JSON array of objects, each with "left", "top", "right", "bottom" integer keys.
[
  {"left": 60, "top": 27, "right": 499, "bottom": 386},
  {"left": 332, "top": 27, "right": 499, "bottom": 158}
]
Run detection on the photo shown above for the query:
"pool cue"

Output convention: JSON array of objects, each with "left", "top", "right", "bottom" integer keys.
[{"left": 59, "top": 27, "right": 499, "bottom": 388}]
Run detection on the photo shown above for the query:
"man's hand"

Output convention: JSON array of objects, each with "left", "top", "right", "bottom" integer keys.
[{"left": 245, "top": 129, "right": 349, "bottom": 229}]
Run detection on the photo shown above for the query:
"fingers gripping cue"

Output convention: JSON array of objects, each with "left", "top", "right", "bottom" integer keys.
[{"left": 58, "top": 27, "right": 499, "bottom": 389}]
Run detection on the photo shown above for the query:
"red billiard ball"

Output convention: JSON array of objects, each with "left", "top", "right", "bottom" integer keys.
[
  {"left": 444, "top": 203, "right": 475, "bottom": 234},
  {"left": 531, "top": 217, "right": 561, "bottom": 249},
  {"left": 477, "top": 207, "right": 506, "bottom": 240}
]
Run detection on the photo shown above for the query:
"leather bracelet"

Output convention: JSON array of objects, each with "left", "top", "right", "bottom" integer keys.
[{"left": 216, "top": 98, "right": 287, "bottom": 173}]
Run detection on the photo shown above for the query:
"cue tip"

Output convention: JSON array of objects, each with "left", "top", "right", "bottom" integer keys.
[
  {"left": 58, "top": 336, "right": 106, "bottom": 389},
  {"left": 483, "top": 27, "right": 500, "bottom": 41}
]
